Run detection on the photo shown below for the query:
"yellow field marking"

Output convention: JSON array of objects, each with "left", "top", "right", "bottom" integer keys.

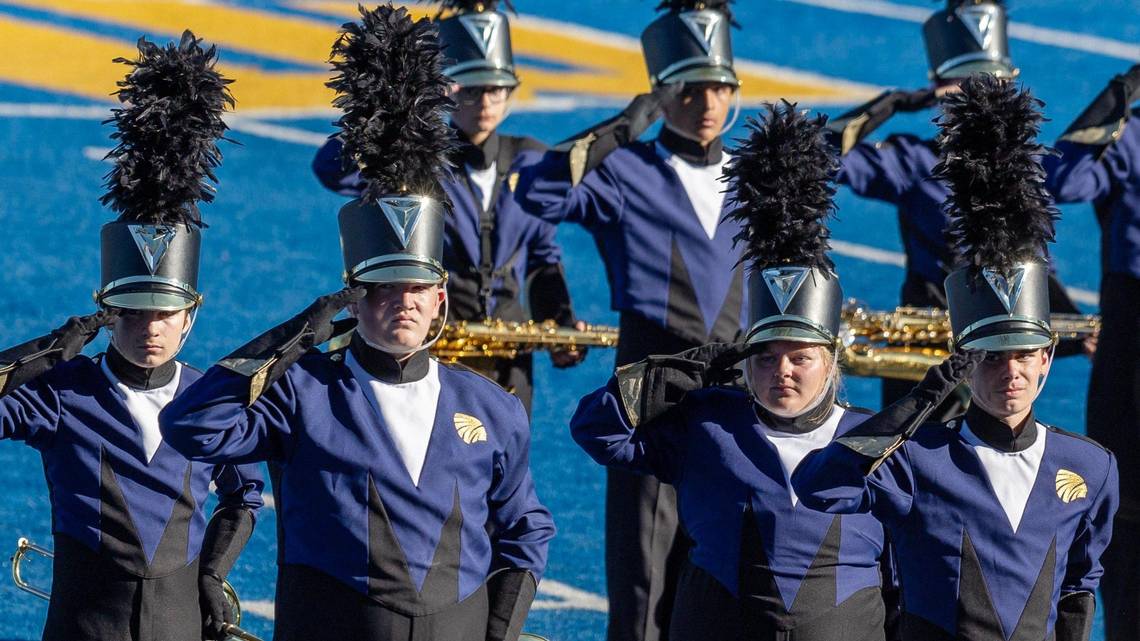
[
  {"left": 0, "top": 13, "right": 332, "bottom": 110},
  {"left": 295, "top": 1, "right": 873, "bottom": 103},
  {"left": 0, "top": 0, "right": 336, "bottom": 65},
  {"left": 0, "top": 0, "right": 873, "bottom": 111}
]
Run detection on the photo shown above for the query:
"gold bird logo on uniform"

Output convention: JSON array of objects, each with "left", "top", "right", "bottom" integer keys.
[
  {"left": 1056, "top": 469, "right": 1088, "bottom": 503},
  {"left": 454, "top": 413, "right": 488, "bottom": 444}
]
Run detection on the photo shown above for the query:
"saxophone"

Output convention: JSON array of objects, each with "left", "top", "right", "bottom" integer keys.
[
  {"left": 432, "top": 319, "right": 620, "bottom": 361},
  {"left": 840, "top": 302, "right": 1101, "bottom": 381}
]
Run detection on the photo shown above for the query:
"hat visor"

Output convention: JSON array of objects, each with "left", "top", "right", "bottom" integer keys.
[
  {"left": 957, "top": 328, "right": 1054, "bottom": 352},
  {"left": 659, "top": 66, "right": 740, "bottom": 87},
  {"left": 352, "top": 264, "right": 446, "bottom": 285},
  {"left": 746, "top": 324, "right": 834, "bottom": 346},
  {"left": 938, "top": 60, "right": 1017, "bottom": 80},
  {"left": 450, "top": 69, "right": 520, "bottom": 88},
  {"left": 100, "top": 290, "right": 198, "bottom": 312}
]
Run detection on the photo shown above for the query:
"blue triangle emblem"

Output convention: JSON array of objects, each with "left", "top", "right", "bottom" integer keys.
[
  {"left": 459, "top": 13, "right": 499, "bottom": 57},
  {"left": 762, "top": 267, "right": 810, "bottom": 314},
  {"left": 680, "top": 11, "right": 721, "bottom": 55},
  {"left": 379, "top": 198, "right": 424, "bottom": 249},
  {"left": 128, "top": 224, "right": 176, "bottom": 274}
]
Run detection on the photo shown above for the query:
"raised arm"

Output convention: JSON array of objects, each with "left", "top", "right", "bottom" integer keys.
[
  {"left": 513, "top": 91, "right": 667, "bottom": 228},
  {"left": 570, "top": 343, "right": 749, "bottom": 483},
  {"left": 836, "top": 134, "right": 933, "bottom": 204},
  {"left": 160, "top": 288, "right": 366, "bottom": 464},
  {"left": 0, "top": 311, "right": 118, "bottom": 447},
  {"left": 485, "top": 396, "right": 556, "bottom": 641},
  {"left": 793, "top": 349, "right": 982, "bottom": 520},
  {"left": 1045, "top": 66, "right": 1140, "bottom": 204}
]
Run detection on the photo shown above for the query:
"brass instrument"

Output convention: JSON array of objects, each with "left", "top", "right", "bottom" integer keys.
[
  {"left": 432, "top": 319, "right": 620, "bottom": 361},
  {"left": 840, "top": 302, "right": 1102, "bottom": 381},
  {"left": 11, "top": 538, "right": 263, "bottom": 641}
]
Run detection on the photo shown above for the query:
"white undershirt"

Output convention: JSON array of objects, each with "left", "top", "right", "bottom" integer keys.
[
  {"left": 100, "top": 359, "right": 182, "bottom": 463},
  {"left": 656, "top": 142, "right": 729, "bottom": 240},
  {"left": 758, "top": 405, "right": 844, "bottom": 506},
  {"left": 466, "top": 161, "right": 498, "bottom": 212},
  {"left": 960, "top": 420, "right": 1047, "bottom": 533},
  {"left": 346, "top": 353, "right": 441, "bottom": 487}
]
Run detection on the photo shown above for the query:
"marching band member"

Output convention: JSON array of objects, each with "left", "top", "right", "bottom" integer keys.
[
  {"left": 1043, "top": 63, "right": 1140, "bottom": 641},
  {"left": 312, "top": 0, "right": 584, "bottom": 413},
  {"left": 570, "top": 103, "right": 891, "bottom": 641},
  {"left": 825, "top": 0, "right": 1085, "bottom": 415},
  {"left": 160, "top": 7, "right": 554, "bottom": 640},
  {"left": 794, "top": 74, "right": 1118, "bottom": 641},
  {"left": 0, "top": 33, "right": 263, "bottom": 641},
  {"left": 513, "top": 1, "right": 745, "bottom": 637}
]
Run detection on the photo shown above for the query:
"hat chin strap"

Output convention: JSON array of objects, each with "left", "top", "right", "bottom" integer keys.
[
  {"left": 1029, "top": 342, "right": 1057, "bottom": 405},
  {"left": 104, "top": 305, "right": 198, "bottom": 364},
  {"left": 719, "top": 90, "right": 742, "bottom": 138},
  {"left": 379, "top": 291, "right": 450, "bottom": 360},
  {"left": 745, "top": 347, "right": 840, "bottom": 419}
]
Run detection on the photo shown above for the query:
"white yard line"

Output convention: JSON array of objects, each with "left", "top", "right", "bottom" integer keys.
[{"left": 782, "top": 0, "right": 1140, "bottom": 61}]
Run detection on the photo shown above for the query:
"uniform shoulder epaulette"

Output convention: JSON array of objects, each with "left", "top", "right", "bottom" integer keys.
[
  {"left": 181, "top": 362, "right": 205, "bottom": 376},
  {"left": 1043, "top": 424, "right": 1112, "bottom": 454}
]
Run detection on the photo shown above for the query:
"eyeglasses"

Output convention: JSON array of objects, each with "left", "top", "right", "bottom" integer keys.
[{"left": 455, "top": 86, "right": 513, "bottom": 106}]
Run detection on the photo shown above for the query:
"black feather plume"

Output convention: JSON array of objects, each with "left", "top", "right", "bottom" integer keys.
[
  {"left": 101, "top": 30, "right": 233, "bottom": 227},
  {"left": 933, "top": 74, "right": 1058, "bottom": 273},
  {"left": 655, "top": 0, "right": 735, "bottom": 24},
  {"left": 724, "top": 101, "right": 838, "bottom": 273},
  {"left": 433, "top": 0, "right": 514, "bottom": 14},
  {"left": 329, "top": 4, "right": 457, "bottom": 204}
]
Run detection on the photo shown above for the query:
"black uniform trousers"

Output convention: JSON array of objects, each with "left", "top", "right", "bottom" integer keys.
[
  {"left": 1087, "top": 273, "right": 1140, "bottom": 641},
  {"left": 43, "top": 534, "right": 202, "bottom": 641},
  {"left": 605, "top": 313, "right": 697, "bottom": 641},
  {"left": 669, "top": 561, "right": 886, "bottom": 641},
  {"left": 274, "top": 564, "right": 488, "bottom": 641}
]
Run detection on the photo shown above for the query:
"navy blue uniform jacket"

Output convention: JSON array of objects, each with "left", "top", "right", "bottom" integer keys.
[
  {"left": 794, "top": 419, "right": 1118, "bottom": 640},
  {"left": 515, "top": 139, "right": 746, "bottom": 346},
  {"left": 1044, "top": 111, "right": 1140, "bottom": 279},
  {"left": 0, "top": 356, "right": 263, "bottom": 575},
  {"left": 572, "top": 380, "right": 888, "bottom": 635},
  {"left": 160, "top": 351, "right": 554, "bottom": 615}
]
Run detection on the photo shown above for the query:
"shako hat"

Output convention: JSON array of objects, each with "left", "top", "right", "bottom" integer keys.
[
  {"left": 641, "top": 0, "right": 739, "bottom": 88},
  {"left": 935, "top": 73, "right": 1058, "bottom": 351},
  {"left": 97, "top": 31, "right": 233, "bottom": 312},
  {"left": 329, "top": 4, "right": 458, "bottom": 285},
  {"left": 923, "top": 0, "right": 1016, "bottom": 80},
  {"left": 724, "top": 102, "right": 843, "bottom": 347},
  {"left": 435, "top": 0, "right": 519, "bottom": 88}
]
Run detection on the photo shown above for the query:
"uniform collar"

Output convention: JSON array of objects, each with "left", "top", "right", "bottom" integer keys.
[
  {"left": 105, "top": 346, "right": 176, "bottom": 391},
  {"left": 753, "top": 385, "right": 837, "bottom": 435},
  {"left": 658, "top": 125, "right": 723, "bottom": 167},
  {"left": 965, "top": 404, "right": 1038, "bottom": 453},
  {"left": 348, "top": 333, "right": 430, "bottom": 384},
  {"left": 455, "top": 126, "right": 500, "bottom": 171}
]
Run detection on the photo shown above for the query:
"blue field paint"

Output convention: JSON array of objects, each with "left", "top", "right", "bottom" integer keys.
[{"left": 0, "top": 1, "right": 1127, "bottom": 638}]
